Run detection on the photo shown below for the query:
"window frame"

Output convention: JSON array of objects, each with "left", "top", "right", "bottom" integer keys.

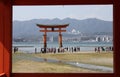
[{"left": 0, "top": 0, "right": 120, "bottom": 77}]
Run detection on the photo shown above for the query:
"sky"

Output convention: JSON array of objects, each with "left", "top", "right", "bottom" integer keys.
[{"left": 13, "top": 5, "right": 113, "bottom": 21}]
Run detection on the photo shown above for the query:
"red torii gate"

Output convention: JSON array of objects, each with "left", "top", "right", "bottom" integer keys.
[{"left": 36, "top": 24, "right": 69, "bottom": 48}]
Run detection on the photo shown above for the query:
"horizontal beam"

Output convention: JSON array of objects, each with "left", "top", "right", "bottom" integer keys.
[
  {"left": 13, "top": 0, "right": 113, "bottom": 5},
  {"left": 40, "top": 30, "right": 66, "bottom": 32},
  {"left": 12, "top": 73, "right": 114, "bottom": 77},
  {"left": 37, "top": 24, "right": 69, "bottom": 28}
]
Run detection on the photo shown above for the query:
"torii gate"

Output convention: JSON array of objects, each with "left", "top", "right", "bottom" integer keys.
[{"left": 36, "top": 24, "right": 69, "bottom": 48}]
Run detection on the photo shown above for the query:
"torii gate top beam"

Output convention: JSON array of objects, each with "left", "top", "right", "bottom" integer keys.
[
  {"left": 36, "top": 24, "right": 69, "bottom": 28},
  {"left": 36, "top": 24, "right": 69, "bottom": 33}
]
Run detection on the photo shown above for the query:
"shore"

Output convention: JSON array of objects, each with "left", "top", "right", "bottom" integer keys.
[{"left": 12, "top": 51, "right": 113, "bottom": 73}]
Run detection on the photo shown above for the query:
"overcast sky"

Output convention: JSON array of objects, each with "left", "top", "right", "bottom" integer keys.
[{"left": 13, "top": 5, "right": 113, "bottom": 21}]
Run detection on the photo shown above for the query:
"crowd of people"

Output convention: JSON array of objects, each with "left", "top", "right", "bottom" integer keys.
[
  {"left": 95, "top": 46, "right": 113, "bottom": 53},
  {"left": 13, "top": 46, "right": 113, "bottom": 54},
  {"left": 40, "top": 47, "right": 81, "bottom": 53}
]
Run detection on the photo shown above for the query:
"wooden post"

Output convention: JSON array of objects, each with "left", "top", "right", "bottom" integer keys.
[
  {"left": 0, "top": 0, "right": 12, "bottom": 77},
  {"left": 43, "top": 28, "right": 47, "bottom": 48},
  {"left": 3, "top": 1, "right": 12, "bottom": 77},
  {"left": 0, "top": 1, "right": 4, "bottom": 74},
  {"left": 59, "top": 33, "right": 62, "bottom": 48},
  {"left": 43, "top": 34, "right": 47, "bottom": 48},
  {"left": 58, "top": 28, "right": 62, "bottom": 48}
]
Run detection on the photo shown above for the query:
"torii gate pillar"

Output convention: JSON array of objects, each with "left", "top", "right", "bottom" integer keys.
[
  {"left": 43, "top": 34, "right": 47, "bottom": 48},
  {"left": 59, "top": 33, "right": 62, "bottom": 48}
]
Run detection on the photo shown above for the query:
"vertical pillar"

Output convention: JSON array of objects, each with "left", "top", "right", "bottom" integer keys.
[
  {"left": 0, "top": 0, "right": 4, "bottom": 74},
  {"left": 4, "top": 0, "right": 12, "bottom": 77},
  {"left": 59, "top": 33, "right": 62, "bottom": 48},
  {"left": 58, "top": 28, "right": 63, "bottom": 48},
  {"left": 114, "top": 1, "right": 120, "bottom": 76},
  {"left": 43, "top": 34, "right": 47, "bottom": 48},
  {"left": 43, "top": 28, "right": 47, "bottom": 48},
  {"left": 0, "top": 0, "right": 12, "bottom": 77}
]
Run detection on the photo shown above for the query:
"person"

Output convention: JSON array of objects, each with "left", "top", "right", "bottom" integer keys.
[
  {"left": 71, "top": 47, "right": 73, "bottom": 53},
  {"left": 106, "top": 47, "right": 109, "bottom": 52},
  {"left": 41, "top": 48, "right": 46, "bottom": 53},
  {"left": 14, "top": 47, "right": 18, "bottom": 53},
  {"left": 41, "top": 48, "right": 43, "bottom": 53},
  {"left": 58, "top": 48, "right": 60, "bottom": 53},
  {"left": 54, "top": 48, "right": 56, "bottom": 54},
  {"left": 44, "top": 48, "right": 46, "bottom": 53},
  {"left": 101, "top": 47, "right": 105, "bottom": 51},
  {"left": 74, "top": 47, "right": 76, "bottom": 52},
  {"left": 77, "top": 47, "right": 80, "bottom": 51},
  {"left": 98, "top": 47, "right": 100, "bottom": 53},
  {"left": 112, "top": 46, "right": 113, "bottom": 51},
  {"left": 35, "top": 48, "right": 37, "bottom": 54},
  {"left": 95, "top": 47, "right": 97, "bottom": 52}
]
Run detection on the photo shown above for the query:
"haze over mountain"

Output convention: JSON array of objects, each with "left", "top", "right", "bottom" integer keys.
[{"left": 13, "top": 18, "right": 113, "bottom": 39}]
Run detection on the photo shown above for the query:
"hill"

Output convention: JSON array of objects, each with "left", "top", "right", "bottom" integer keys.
[{"left": 13, "top": 18, "right": 113, "bottom": 41}]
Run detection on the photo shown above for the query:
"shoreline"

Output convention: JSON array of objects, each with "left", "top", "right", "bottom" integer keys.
[{"left": 13, "top": 50, "right": 113, "bottom": 54}]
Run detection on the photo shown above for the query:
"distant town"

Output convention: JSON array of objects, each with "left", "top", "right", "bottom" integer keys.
[{"left": 13, "top": 29, "right": 113, "bottom": 43}]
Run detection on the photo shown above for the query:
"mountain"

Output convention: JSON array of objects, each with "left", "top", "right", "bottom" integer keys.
[{"left": 13, "top": 18, "right": 113, "bottom": 41}]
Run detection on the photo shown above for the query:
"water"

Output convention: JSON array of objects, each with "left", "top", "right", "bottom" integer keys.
[{"left": 12, "top": 41, "right": 113, "bottom": 53}]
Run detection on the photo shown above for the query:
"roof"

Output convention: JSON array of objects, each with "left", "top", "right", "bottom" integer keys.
[{"left": 36, "top": 24, "right": 69, "bottom": 28}]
